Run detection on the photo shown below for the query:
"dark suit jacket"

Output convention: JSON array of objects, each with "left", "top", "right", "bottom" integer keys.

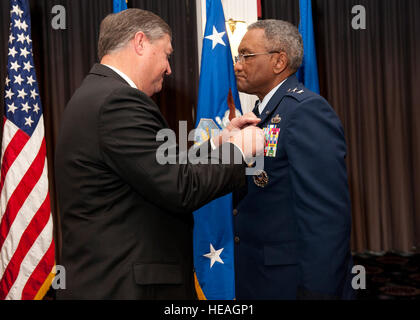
[
  {"left": 234, "top": 75, "right": 355, "bottom": 299},
  {"left": 55, "top": 64, "right": 246, "bottom": 299}
]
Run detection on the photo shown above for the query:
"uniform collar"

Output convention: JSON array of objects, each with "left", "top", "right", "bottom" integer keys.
[
  {"left": 258, "top": 74, "right": 300, "bottom": 126},
  {"left": 258, "top": 78, "right": 287, "bottom": 115}
]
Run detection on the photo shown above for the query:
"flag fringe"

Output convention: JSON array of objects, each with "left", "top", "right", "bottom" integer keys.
[
  {"left": 34, "top": 265, "right": 55, "bottom": 300},
  {"left": 194, "top": 271, "right": 207, "bottom": 300}
]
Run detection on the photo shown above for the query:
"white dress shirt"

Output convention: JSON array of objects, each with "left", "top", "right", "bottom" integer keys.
[
  {"left": 257, "top": 78, "right": 288, "bottom": 114},
  {"left": 102, "top": 64, "right": 138, "bottom": 89}
]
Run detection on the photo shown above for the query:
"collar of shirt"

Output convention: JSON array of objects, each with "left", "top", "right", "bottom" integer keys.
[
  {"left": 102, "top": 64, "right": 138, "bottom": 89},
  {"left": 258, "top": 78, "right": 288, "bottom": 114}
]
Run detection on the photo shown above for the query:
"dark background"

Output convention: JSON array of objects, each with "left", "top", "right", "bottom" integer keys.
[{"left": 1, "top": 0, "right": 419, "bottom": 264}]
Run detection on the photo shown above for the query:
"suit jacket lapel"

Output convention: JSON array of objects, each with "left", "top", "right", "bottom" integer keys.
[{"left": 258, "top": 74, "right": 300, "bottom": 126}]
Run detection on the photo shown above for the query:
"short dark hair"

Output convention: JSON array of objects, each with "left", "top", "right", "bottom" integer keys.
[{"left": 98, "top": 8, "right": 172, "bottom": 61}]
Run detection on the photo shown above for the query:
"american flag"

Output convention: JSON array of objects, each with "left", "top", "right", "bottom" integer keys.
[{"left": 0, "top": 0, "right": 55, "bottom": 300}]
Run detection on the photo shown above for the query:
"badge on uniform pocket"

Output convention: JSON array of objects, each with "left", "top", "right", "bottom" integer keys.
[{"left": 263, "top": 125, "right": 280, "bottom": 157}]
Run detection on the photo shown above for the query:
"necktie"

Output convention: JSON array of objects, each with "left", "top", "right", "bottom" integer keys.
[{"left": 253, "top": 100, "right": 261, "bottom": 118}]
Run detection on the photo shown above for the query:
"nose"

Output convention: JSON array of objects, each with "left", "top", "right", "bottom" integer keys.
[
  {"left": 166, "top": 61, "right": 172, "bottom": 76},
  {"left": 234, "top": 61, "right": 242, "bottom": 73}
]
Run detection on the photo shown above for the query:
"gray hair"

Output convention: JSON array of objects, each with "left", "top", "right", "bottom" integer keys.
[
  {"left": 98, "top": 9, "right": 172, "bottom": 61},
  {"left": 248, "top": 19, "right": 303, "bottom": 72}
]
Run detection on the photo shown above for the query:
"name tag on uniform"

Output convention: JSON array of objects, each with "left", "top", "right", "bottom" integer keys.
[{"left": 263, "top": 125, "right": 280, "bottom": 157}]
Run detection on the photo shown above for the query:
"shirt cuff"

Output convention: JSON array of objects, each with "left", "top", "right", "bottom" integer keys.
[{"left": 210, "top": 137, "right": 217, "bottom": 150}]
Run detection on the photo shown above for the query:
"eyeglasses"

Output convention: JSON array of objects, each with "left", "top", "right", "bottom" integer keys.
[{"left": 234, "top": 51, "right": 280, "bottom": 64}]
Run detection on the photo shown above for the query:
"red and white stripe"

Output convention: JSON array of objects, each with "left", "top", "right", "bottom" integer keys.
[{"left": 0, "top": 116, "right": 55, "bottom": 300}]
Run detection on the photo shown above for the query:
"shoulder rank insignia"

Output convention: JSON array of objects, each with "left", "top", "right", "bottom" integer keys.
[
  {"left": 288, "top": 88, "right": 304, "bottom": 94},
  {"left": 271, "top": 114, "right": 281, "bottom": 124}
]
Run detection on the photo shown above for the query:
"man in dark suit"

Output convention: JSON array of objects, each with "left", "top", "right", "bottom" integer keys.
[
  {"left": 233, "top": 20, "right": 355, "bottom": 299},
  {"left": 54, "top": 9, "right": 264, "bottom": 299}
]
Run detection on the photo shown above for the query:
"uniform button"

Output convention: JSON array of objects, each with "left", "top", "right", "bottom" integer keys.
[
  {"left": 233, "top": 209, "right": 238, "bottom": 216},
  {"left": 234, "top": 236, "right": 240, "bottom": 244}
]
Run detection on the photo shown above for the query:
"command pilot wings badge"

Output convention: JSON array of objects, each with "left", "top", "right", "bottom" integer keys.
[{"left": 271, "top": 114, "right": 281, "bottom": 124}]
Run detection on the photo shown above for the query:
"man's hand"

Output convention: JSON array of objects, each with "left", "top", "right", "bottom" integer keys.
[
  {"left": 212, "top": 112, "right": 261, "bottom": 148},
  {"left": 227, "top": 112, "right": 261, "bottom": 131},
  {"left": 229, "top": 126, "right": 265, "bottom": 162}
]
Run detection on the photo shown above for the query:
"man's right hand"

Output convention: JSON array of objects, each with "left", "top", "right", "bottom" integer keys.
[
  {"left": 227, "top": 112, "right": 261, "bottom": 132},
  {"left": 229, "top": 126, "right": 265, "bottom": 162},
  {"left": 211, "top": 112, "right": 261, "bottom": 149}
]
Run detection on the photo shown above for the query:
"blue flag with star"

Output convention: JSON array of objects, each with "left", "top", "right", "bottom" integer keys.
[
  {"left": 297, "top": 0, "right": 320, "bottom": 93},
  {"left": 193, "top": 0, "right": 241, "bottom": 300},
  {"left": 113, "top": 0, "right": 127, "bottom": 13}
]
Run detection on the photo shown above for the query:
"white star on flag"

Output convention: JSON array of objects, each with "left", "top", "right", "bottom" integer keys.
[
  {"left": 17, "top": 88, "right": 27, "bottom": 99},
  {"left": 20, "top": 20, "right": 28, "bottom": 32},
  {"left": 5, "top": 76, "right": 11, "bottom": 86},
  {"left": 17, "top": 33, "right": 26, "bottom": 44},
  {"left": 21, "top": 102, "right": 31, "bottom": 113},
  {"left": 14, "top": 74, "right": 24, "bottom": 85},
  {"left": 8, "top": 102, "right": 18, "bottom": 114},
  {"left": 14, "top": 19, "right": 23, "bottom": 30},
  {"left": 203, "top": 243, "right": 224, "bottom": 268},
  {"left": 10, "top": 61, "right": 21, "bottom": 72},
  {"left": 24, "top": 116, "right": 34, "bottom": 127},
  {"left": 27, "top": 75, "right": 35, "bottom": 86},
  {"left": 8, "top": 47, "right": 18, "bottom": 58},
  {"left": 33, "top": 103, "right": 40, "bottom": 113},
  {"left": 11, "top": 5, "right": 24, "bottom": 17},
  {"left": 23, "top": 61, "right": 33, "bottom": 72},
  {"left": 30, "top": 89, "right": 38, "bottom": 100},
  {"left": 5, "top": 88, "right": 14, "bottom": 100},
  {"left": 20, "top": 47, "right": 30, "bottom": 58},
  {"left": 205, "top": 26, "right": 226, "bottom": 49},
  {"left": 9, "top": 33, "right": 15, "bottom": 44}
]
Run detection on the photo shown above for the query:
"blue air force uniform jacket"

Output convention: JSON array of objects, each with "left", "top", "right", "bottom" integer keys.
[{"left": 233, "top": 74, "right": 355, "bottom": 299}]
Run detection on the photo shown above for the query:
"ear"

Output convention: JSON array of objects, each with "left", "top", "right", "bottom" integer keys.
[
  {"left": 272, "top": 52, "right": 288, "bottom": 75},
  {"left": 133, "top": 31, "right": 147, "bottom": 56}
]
